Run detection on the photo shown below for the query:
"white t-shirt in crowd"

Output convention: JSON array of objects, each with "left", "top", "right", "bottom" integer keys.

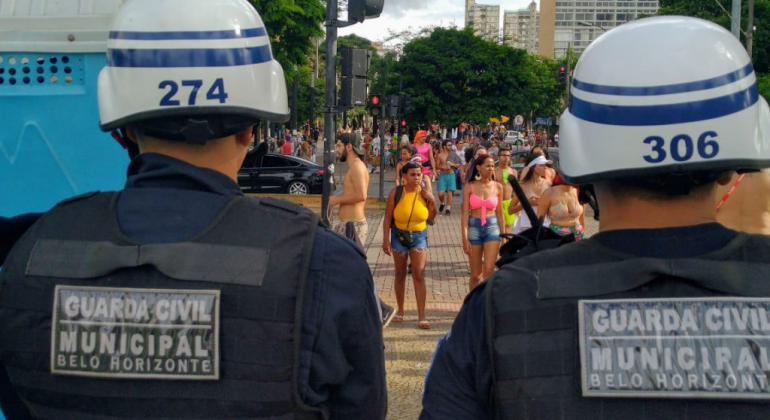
[{"left": 371, "top": 136, "right": 381, "bottom": 157}]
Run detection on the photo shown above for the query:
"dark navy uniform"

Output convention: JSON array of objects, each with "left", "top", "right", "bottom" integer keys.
[
  {"left": 421, "top": 224, "right": 770, "bottom": 420},
  {"left": 0, "top": 153, "right": 386, "bottom": 420},
  {"left": 0, "top": 214, "right": 42, "bottom": 267}
]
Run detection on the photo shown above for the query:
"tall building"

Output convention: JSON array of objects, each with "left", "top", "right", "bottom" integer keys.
[
  {"left": 465, "top": 0, "right": 476, "bottom": 27},
  {"left": 465, "top": 0, "right": 501, "bottom": 42},
  {"left": 539, "top": 0, "right": 659, "bottom": 58},
  {"left": 503, "top": 1, "right": 539, "bottom": 54}
]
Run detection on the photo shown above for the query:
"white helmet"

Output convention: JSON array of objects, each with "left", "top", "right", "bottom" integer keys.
[
  {"left": 98, "top": 0, "right": 289, "bottom": 144},
  {"left": 559, "top": 16, "right": 770, "bottom": 185}
]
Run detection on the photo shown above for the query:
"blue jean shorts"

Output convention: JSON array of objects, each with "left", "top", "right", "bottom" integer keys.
[
  {"left": 467, "top": 216, "right": 501, "bottom": 246},
  {"left": 390, "top": 228, "right": 429, "bottom": 253}
]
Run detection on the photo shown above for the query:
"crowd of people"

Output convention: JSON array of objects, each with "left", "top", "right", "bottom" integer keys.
[
  {"left": 3, "top": 4, "right": 770, "bottom": 420},
  {"left": 299, "top": 124, "right": 586, "bottom": 331}
]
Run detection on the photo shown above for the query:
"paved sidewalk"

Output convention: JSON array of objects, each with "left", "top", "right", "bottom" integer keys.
[
  {"left": 367, "top": 201, "right": 466, "bottom": 420},
  {"left": 364, "top": 189, "right": 599, "bottom": 419}
]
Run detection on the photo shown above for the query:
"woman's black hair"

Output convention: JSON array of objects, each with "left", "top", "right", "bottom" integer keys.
[
  {"left": 530, "top": 145, "right": 549, "bottom": 159},
  {"left": 401, "top": 144, "right": 416, "bottom": 156},
  {"left": 466, "top": 154, "right": 494, "bottom": 183},
  {"left": 464, "top": 148, "right": 475, "bottom": 163},
  {"left": 521, "top": 153, "right": 544, "bottom": 183},
  {"left": 401, "top": 161, "right": 422, "bottom": 175}
]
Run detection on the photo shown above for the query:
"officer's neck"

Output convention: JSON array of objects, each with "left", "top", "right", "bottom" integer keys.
[
  {"left": 137, "top": 134, "right": 249, "bottom": 183},
  {"left": 595, "top": 184, "right": 719, "bottom": 232}
]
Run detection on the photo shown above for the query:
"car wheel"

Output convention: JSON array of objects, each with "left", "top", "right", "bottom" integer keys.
[{"left": 287, "top": 181, "right": 309, "bottom": 195}]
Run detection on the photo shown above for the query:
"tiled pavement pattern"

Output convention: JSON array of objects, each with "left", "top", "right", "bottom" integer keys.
[{"left": 324, "top": 146, "right": 598, "bottom": 419}]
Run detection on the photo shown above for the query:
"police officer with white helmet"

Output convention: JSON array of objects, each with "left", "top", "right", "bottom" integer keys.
[
  {"left": 421, "top": 16, "right": 770, "bottom": 419},
  {"left": 0, "top": 1, "right": 386, "bottom": 419}
]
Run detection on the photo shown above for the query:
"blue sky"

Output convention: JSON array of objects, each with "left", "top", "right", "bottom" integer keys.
[{"left": 338, "top": 0, "right": 537, "bottom": 45}]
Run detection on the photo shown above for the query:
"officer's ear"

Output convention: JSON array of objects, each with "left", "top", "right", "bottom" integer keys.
[
  {"left": 717, "top": 172, "right": 737, "bottom": 186},
  {"left": 235, "top": 127, "right": 254, "bottom": 148},
  {"left": 125, "top": 126, "right": 139, "bottom": 144}
]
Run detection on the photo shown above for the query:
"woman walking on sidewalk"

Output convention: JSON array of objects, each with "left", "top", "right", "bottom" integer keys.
[
  {"left": 395, "top": 145, "right": 416, "bottom": 186},
  {"left": 462, "top": 154, "right": 505, "bottom": 291},
  {"left": 382, "top": 162, "right": 437, "bottom": 329},
  {"left": 509, "top": 154, "right": 553, "bottom": 234}
]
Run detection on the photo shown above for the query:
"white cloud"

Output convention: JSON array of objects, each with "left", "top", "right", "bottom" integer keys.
[{"left": 338, "top": 0, "right": 538, "bottom": 45}]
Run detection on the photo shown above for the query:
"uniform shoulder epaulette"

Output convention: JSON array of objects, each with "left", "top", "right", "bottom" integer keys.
[{"left": 54, "top": 191, "right": 101, "bottom": 208}]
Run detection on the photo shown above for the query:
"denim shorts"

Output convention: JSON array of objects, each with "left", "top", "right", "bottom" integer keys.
[
  {"left": 467, "top": 216, "right": 501, "bottom": 246},
  {"left": 390, "top": 228, "right": 429, "bottom": 253}
]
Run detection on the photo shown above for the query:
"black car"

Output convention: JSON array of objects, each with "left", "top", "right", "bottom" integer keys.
[
  {"left": 238, "top": 148, "right": 332, "bottom": 195},
  {"left": 508, "top": 148, "right": 560, "bottom": 174}
]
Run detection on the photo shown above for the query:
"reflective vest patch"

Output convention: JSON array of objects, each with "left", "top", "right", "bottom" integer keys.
[
  {"left": 580, "top": 298, "right": 770, "bottom": 400},
  {"left": 52, "top": 286, "right": 220, "bottom": 380}
]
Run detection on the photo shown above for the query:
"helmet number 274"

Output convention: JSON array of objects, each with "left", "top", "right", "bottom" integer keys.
[
  {"left": 643, "top": 132, "right": 720, "bottom": 164},
  {"left": 159, "top": 78, "right": 229, "bottom": 107}
]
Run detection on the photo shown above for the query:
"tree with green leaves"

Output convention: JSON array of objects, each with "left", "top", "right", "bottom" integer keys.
[
  {"left": 248, "top": 0, "right": 325, "bottom": 77},
  {"left": 393, "top": 28, "right": 563, "bottom": 127}
]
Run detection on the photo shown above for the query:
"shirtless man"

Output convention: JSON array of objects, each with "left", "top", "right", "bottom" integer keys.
[
  {"left": 332, "top": 132, "right": 397, "bottom": 326},
  {"left": 332, "top": 132, "right": 370, "bottom": 240},
  {"left": 436, "top": 140, "right": 462, "bottom": 215},
  {"left": 494, "top": 146, "right": 518, "bottom": 233},
  {"left": 716, "top": 169, "right": 770, "bottom": 234}
]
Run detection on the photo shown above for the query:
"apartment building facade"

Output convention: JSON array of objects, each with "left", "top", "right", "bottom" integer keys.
[
  {"left": 465, "top": 0, "right": 501, "bottom": 42},
  {"left": 503, "top": 1, "right": 539, "bottom": 54},
  {"left": 539, "top": 0, "right": 659, "bottom": 58}
]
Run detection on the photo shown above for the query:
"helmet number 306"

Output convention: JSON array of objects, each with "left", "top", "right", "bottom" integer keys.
[
  {"left": 159, "top": 78, "right": 229, "bottom": 107},
  {"left": 643, "top": 132, "right": 720, "bottom": 163}
]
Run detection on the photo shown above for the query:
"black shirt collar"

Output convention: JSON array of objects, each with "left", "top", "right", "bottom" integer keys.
[{"left": 125, "top": 153, "right": 243, "bottom": 197}]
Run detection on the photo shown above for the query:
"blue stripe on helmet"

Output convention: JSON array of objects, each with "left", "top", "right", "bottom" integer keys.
[
  {"left": 569, "top": 83, "right": 759, "bottom": 126},
  {"left": 572, "top": 62, "right": 754, "bottom": 96},
  {"left": 107, "top": 45, "right": 272, "bottom": 68},
  {"left": 109, "top": 28, "right": 267, "bottom": 40}
]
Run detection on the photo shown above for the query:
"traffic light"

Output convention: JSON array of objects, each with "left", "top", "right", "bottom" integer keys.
[
  {"left": 401, "top": 93, "right": 412, "bottom": 115},
  {"left": 369, "top": 94, "right": 381, "bottom": 116},
  {"left": 558, "top": 66, "right": 567, "bottom": 84},
  {"left": 339, "top": 48, "right": 371, "bottom": 108},
  {"left": 387, "top": 95, "right": 399, "bottom": 118},
  {"left": 348, "top": 0, "right": 384, "bottom": 23},
  {"left": 401, "top": 119, "right": 406, "bottom": 127},
  {"left": 340, "top": 78, "right": 368, "bottom": 107}
]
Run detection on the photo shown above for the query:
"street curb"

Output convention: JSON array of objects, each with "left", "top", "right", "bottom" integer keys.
[{"left": 366, "top": 214, "right": 386, "bottom": 266}]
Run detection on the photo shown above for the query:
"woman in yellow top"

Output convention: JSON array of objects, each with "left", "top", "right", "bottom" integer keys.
[{"left": 383, "top": 162, "right": 436, "bottom": 329}]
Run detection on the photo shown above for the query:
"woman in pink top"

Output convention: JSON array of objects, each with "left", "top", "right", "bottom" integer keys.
[
  {"left": 413, "top": 130, "right": 436, "bottom": 181},
  {"left": 461, "top": 154, "right": 505, "bottom": 292}
]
